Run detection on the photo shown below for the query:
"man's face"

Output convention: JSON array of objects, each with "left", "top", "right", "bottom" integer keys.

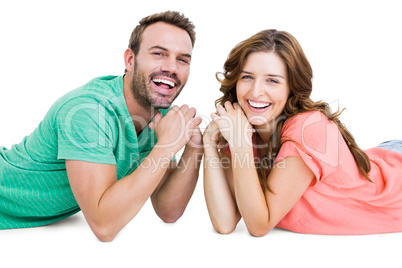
[{"left": 131, "top": 22, "right": 193, "bottom": 109}]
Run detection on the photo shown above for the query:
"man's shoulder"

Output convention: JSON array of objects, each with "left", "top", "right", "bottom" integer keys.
[
  {"left": 80, "top": 75, "right": 123, "bottom": 95},
  {"left": 54, "top": 75, "right": 123, "bottom": 105},
  {"left": 45, "top": 75, "right": 125, "bottom": 122}
]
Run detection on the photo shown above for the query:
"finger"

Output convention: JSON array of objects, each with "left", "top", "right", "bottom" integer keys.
[
  {"left": 224, "top": 101, "right": 234, "bottom": 111},
  {"left": 216, "top": 104, "right": 226, "bottom": 116},
  {"left": 148, "top": 111, "right": 162, "bottom": 130},
  {"left": 187, "top": 117, "right": 202, "bottom": 135},
  {"left": 185, "top": 107, "right": 197, "bottom": 119},
  {"left": 191, "top": 116, "right": 202, "bottom": 126},
  {"left": 149, "top": 112, "right": 162, "bottom": 130},
  {"left": 211, "top": 113, "right": 221, "bottom": 123},
  {"left": 217, "top": 137, "right": 228, "bottom": 149},
  {"left": 210, "top": 126, "right": 222, "bottom": 142},
  {"left": 170, "top": 105, "right": 180, "bottom": 112},
  {"left": 233, "top": 102, "right": 240, "bottom": 109},
  {"left": 180, "top": 104, "right": 189, "bottom": 114}
]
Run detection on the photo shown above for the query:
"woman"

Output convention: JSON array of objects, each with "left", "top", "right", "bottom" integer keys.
[{"left": 203, "top": 29, "right": 402, "bottom": 236}]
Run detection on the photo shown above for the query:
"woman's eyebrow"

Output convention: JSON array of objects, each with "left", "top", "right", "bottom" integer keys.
[{"left": 241, "top": 70, "right": 285, "bottom": 79}]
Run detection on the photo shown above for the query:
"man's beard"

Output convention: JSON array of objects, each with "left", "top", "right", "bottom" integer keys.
[{"left": 131, "top": 60, "right": 184, "bottom": 110}]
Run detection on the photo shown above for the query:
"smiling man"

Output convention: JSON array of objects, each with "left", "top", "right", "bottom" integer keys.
[{"left": 0, "top": 11, "right": 203, "bottom": 241}]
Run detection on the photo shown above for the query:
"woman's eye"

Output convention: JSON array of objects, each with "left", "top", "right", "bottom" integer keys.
[
  {"left": 241, "top": 75, "right": 252, "bottom": 80},
  {"left": 268, "top": 79, "right": 278, "bottom": 83}
]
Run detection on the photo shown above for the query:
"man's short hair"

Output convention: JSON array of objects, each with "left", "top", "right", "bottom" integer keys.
[{"left": 128, "top": 11, "right": 196, "bottom": 55}]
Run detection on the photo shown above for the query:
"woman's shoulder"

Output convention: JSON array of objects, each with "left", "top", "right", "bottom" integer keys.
[
  {"left": 283, "top": 111, "right": 328, "bottom": 132},
  {"left": 281, "top": 111, "right": 339, "bottom": 147}
]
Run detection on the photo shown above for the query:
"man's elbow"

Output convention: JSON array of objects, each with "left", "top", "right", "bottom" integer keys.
[
  {"left": 90, "top": 223, "right": 119, "bottom": 242},
  {"left": 160, "top": 211, "right": 183, "bottom": 223}
]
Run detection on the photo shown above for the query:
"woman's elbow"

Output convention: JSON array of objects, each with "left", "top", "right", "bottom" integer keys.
[
  {"left": 247, "top": 225, "right": 271, "bottom": 237},
  {"left": 215, "top": 226, "right": 236, "bottom": 235},
  {"left": 212, "top": 221, "right": 237, "bottom": 235}
]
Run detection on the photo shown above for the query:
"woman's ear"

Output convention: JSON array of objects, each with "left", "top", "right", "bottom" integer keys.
[{"left": 124, "top": 48, "right": 135, "bottom": 73}]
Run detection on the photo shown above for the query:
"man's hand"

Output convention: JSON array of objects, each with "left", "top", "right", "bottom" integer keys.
[
  {"left": 187, "top": 125, "right": 202, "bottom": 149},
  {"left": 148, "top": 105, "right": 203, "bottom": 223},
  {"left": 149, "top": 105, "right": 202, "bottom": 153}
]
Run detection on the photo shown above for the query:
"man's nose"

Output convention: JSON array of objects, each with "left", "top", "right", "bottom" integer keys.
[{"left": 161, "top": 57, "right": 178, "bottom": 74}]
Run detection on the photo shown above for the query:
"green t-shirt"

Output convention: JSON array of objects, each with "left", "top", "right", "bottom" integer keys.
[{"left": 0, "top": 75, "right": 169, "bottom": 229}]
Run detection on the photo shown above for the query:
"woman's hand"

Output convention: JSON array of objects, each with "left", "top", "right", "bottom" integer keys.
[
  {"left": 211, "top": 101, "right": 253, "bottom": 150},
  {"left": 202, "top": 119, "right": 225, "bottom": 149}
]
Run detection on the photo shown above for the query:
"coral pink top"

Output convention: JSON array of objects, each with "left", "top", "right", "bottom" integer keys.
[
  {"left": 275, "top": 111, "right": 402, "bottom": 234},
  {"left": 222, "top": 111, "right": 402, "bottom": 235}
]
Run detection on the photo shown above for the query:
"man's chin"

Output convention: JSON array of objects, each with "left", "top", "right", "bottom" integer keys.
[
  {"left": 151, "top": 103, "right": 172, "bottom": 110},
  {"left": 150, "top": 96, "right": 175, "bottom": 110}
]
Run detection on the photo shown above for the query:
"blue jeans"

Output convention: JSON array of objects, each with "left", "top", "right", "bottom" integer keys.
[{"left": 377, "top": 140, "right": 402, "bottom": 154}]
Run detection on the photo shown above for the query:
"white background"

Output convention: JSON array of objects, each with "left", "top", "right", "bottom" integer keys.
[{"left": 1, "top": 0, "right": 402, "bottom": 267}]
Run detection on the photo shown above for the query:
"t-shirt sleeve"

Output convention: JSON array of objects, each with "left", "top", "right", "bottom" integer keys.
[
  {"left": 55, "top": 96, "right": 117, "bottom": 165},
  {"left": 276, "top": 140, "right": 322, "bottom": 184},
  {"left": 275, "top": 111, "right": 342, "bottom": 185}
]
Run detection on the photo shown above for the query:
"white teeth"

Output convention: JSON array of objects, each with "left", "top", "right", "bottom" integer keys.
[
  {"left": 152, "top": 78, "right": 175, "bottom": 88},
  {"left": 248, "top": 100, "right": 271, "bottom": 109}
]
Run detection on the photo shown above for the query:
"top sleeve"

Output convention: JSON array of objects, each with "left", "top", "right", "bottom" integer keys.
[
  {"left": 275, "top": 111, "right": 342, "bottom": 185},
  {"left": 55, "top": 96, "right": 118, "bottom": 165}
]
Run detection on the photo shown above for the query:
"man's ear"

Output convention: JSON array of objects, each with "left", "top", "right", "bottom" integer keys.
[{"left": 124, "top": 48, "right": 135, "bottom": 73}]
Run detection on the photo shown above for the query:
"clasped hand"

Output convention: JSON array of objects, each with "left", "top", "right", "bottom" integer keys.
[
  {"left": 149, "top": 105, "right": 203, "bottom": 154},
  {"left": 203, "top": 101, "right": 253, "bottom": 150}
]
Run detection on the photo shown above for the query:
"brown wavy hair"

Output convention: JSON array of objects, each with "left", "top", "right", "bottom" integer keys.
[{"left": 216, "top": 29, "right": 371, "bottom": 188}]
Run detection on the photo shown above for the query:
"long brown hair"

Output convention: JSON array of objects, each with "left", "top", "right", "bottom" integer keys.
[{"left": 216, "top": 29, "right": 371, "bottom": 188}]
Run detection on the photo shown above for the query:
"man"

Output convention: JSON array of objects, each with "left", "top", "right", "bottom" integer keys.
[{"left": 0, "top": 11, "right": 203, "bottom": 241}]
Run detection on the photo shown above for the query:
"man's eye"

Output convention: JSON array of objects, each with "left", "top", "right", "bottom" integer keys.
[{"left": 178, "top": 58, "right": 189, "bottom": 64}]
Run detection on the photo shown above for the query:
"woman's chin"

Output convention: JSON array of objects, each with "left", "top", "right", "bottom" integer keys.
[
  {"left": 248, "top": 118, "right": 268, "bottom": 126},
  {"left": 246, "top": 114, "right": 269, "bottom": 126}
]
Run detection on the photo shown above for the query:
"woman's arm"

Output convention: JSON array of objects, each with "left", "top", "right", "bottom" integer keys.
[
  {"left": 212, "top": 102, "right": 315, "bottom": 236},
  {"left": 203, "top": 121, "right": 241, "bottom": 234},
  {"left": 230, "top": 147, "right": 314, "bottom": 236}
]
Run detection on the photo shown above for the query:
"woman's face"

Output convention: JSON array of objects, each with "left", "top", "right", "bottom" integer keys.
[{"left": 236, "top": 51, "right": 290, "bottom": 126}]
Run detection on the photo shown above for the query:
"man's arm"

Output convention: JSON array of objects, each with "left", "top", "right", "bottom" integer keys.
[
  {"left": 66, "top": 105, "right": 202, "bottom": 242},
  {"left": 151, "top": 144, "right": 203, "bottom": 223},
  {"left": 66, "top": 146, "right": 175, "bottom": 242}
]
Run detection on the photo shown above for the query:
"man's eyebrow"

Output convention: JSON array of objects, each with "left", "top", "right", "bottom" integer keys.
[
  {"left": 149, "top": 46, "right": 192, "bottom": 58},
  {"left": 149, "top": 45, "right": 168, "bottom": 52}
]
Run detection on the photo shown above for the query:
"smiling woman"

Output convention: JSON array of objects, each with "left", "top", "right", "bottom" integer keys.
[
  {"left": 236, "top": 52, "right": 289, "bottom": 127},
  {"left": 203, "top": 29, "right": 402, "bottom": 237}
]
